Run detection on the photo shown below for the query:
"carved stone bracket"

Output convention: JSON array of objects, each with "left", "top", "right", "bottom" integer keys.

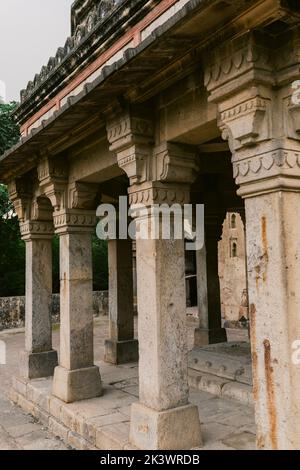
[
  {"left": 219, "top": 96, "right": 270, "bottom": 150},
  {"left": 68, "top": 182, "right": 99, "bottom": 210},
  {"left": 37, "top": 156, "right": 68, "bottom": 211},
  {"left": 106, "top": 110, "right": 154, "bottom": 185},
  {"left": 154, "top": 142, "right": 199, "bottom": 184},
  {"left": 7, "top": 178, "right": 33, "bottom": 222}
]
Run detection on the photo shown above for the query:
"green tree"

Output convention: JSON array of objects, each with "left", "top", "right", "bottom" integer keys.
[
  {"left": 0, "top": 103, "right": 108, "bottom": 296},
  {"left": 0, "top": 103, "right": 25, "bottom": 296},
  {"left": 0, "top": 102, "right": 20, "bottom": 155},
  {"left": 0, "top": 184, "right": 25, "bottom": 296}
]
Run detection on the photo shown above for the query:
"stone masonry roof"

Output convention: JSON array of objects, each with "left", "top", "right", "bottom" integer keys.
[
  {"left": 16, "top": 0, "right": 159, "bottom": 125},
  {"left": 2, "top": 0, "right": 297, "bottom": 182}
]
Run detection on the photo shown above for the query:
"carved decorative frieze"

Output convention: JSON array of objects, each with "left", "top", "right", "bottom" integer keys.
[
  {"left": 233, "top": 148, "right": 300, "bottom": 182},
  {"left": 128, "top": 182, "right": 190, "bottom": 209},
  {"left": 204, "top": 32, "right": 273, "bottom": 101},
  {"left": 53, "top": 209, "right": 97, "bottom": 234},
  {"left": 19, "top": 220, "right": 54, "bottom": 240}
]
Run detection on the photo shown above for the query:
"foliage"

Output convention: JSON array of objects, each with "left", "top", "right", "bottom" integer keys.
[
  {"left": 0, "top": 102, "right": 20, "bottom": 156},
  {"left": 92, "top": 236, "right": 108, "bottom": 291},
  {"left": 0, "top": 103, "right": 108, "bottom": 296},
  {"left": 51, "top": 235, "right": 108, "bottom": 294},
  {"left": 0, "top": 104, "right": 24, "bottom": 297},
  {"left": 0, "top": 185, "right": 25, "bottom": 296}
]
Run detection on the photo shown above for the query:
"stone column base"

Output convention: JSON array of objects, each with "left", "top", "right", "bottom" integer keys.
[
  {"left": 129, "top": 403, "right": 202, "bottom": 450},
  {"left": 20, "top": 350, "right": 58, "bottom": 380},
  {"left": 194, "top": 328, "right": 227, "bottom": 347},
  {"left": 104, "top": 339, "right": 139, "bottom": 365},
  {"left": 52, "top": 365, "right": 102, "bottom": 403}
]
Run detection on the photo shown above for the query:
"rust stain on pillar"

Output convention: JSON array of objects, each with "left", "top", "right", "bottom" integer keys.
[
  {"left": 249, "top": 304, "right": 259, "bottom": 402},
  {"left": 261, "top": 216, "right": 269, "bottom": 283},
  {"left": 263, "top": 339, "right": 278, "bottom": 450}
]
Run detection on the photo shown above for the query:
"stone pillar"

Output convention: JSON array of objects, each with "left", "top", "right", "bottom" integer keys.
[
  {"left": 129, "top": 182, "right": 202, "bottom": 450},
  {"left": 20, "top": 221, "right": 58, "bottom": 379},
  {"left": 106, "top": 110, "right": 201, "bottom": 449},
  {"left": 132, "top": 241, "right": 137, "bottom": 308},
  {"left": 52, "top": 209, "right": 102, "bottom": 403},
  {"left": 104, "top": 238, "right": 138, "bottom": 364},
  {"left": 195, "top": 207, "right": 227, "bottom": 346},
  {"left": 204, "top": 29, "right": 300, "bottom": 449}
]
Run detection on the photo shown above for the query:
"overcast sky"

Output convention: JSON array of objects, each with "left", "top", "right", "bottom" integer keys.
[{"left": 0, "top": 0, "right": 74, "bottom": 102}]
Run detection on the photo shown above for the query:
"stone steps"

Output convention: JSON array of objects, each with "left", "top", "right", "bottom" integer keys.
[{"left": 188, "top": 342, "right": 253, "bottom": 406}]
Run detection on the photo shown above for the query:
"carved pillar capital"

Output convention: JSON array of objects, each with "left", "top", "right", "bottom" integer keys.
[
  {"left": 7, "top": 177, "right": 33, "bottom": 222},
  {"left": 106, "top": 109, "right": 154, "bottom": 185},
  {"left": 204, "top": 30, "right": 300, "bottom": 198},
  {"left": 19, "top": 220, "right": 54, "bottom": 241},
  {"left": 128, "top": 181, "right": 190, "bottom": 210},
  {"left": 53, "top": 209, "right": 97, "bottom": 235},
  {"left": 37, "top": 156, "right": 68, "bottom": 211}
]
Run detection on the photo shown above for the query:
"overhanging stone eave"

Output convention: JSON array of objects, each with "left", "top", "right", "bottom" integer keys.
[
  {"left": 0, "top": 0, "right": 210, "bottom": 182},
  {"left": 0, "top": 0, "right": 285, "bottom": 182}
]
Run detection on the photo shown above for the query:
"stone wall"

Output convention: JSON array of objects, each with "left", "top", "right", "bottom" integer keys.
[
  {"left": 218, "top": 213, "right": 248, "bottom": 325},
  {"left": 0, "top": 291, "right": 108, "bottom": 331}
]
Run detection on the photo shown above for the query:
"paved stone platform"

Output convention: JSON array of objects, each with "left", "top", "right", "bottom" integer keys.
[{"left": 0, "top": 317, "right": 256, "bottom": 450}]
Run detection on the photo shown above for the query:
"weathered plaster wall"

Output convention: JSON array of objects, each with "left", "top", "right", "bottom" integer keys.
[
  {"left": 218, "top": 212, "right": 247, "bottom": 324},
  {"left": 0, "top": 291, "right": 108, "bottom": 331}
]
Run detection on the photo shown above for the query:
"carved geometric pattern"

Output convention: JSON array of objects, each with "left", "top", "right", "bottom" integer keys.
[
  {"left": 233, "top": 149, "right": 300, "bottom": 180},
  {"left": 128, "top": 183, "right": 190, "bottom": 208},
  {"left": 20, "top": 221, "right": 54, "bottom": 239},
  {"left": 53, "top": 209, "right": 97, "bottom": 234}
]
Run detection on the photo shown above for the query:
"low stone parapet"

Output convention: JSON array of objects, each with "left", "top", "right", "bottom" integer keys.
[{"left": 0, "top": 291, "right": 108, "bottom": 330}]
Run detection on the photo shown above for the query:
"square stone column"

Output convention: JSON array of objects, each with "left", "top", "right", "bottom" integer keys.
[
  {"left": 203, "top": 29, "right": 300, "bottom": 449},
  {"left": 194, "top": 213, "right": 227, "bottom": 346},
  {"left": 244, "top": 192, "right": 300, "bottom": 449},
  {"left": 105, "top": 239, "right": 138, "bottom": 364},
  {"left": 52, "top": 210, "right": 102, "bottom": 403},
  {"left": 20, "top": 221, "right": 58, "bottom": 379},
  {"left": 128, "top": 183, "right": 202, "bottom": 450}
]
